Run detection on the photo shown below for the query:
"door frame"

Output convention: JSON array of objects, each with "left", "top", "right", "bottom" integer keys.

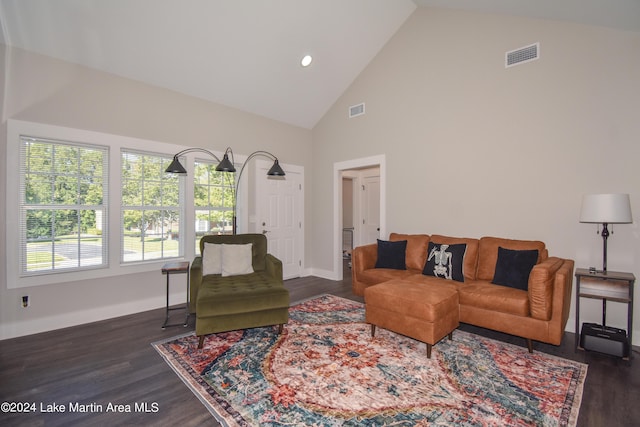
[{"left": 333, "top": 154, "right": 386, "bottom": 280}]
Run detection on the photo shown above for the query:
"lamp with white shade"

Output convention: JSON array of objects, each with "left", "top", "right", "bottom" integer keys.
[{"left": 579, "top": 193, "right": 633, "bottom": 273}]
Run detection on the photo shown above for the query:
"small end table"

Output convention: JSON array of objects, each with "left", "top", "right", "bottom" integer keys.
[
  {"left": 161, "top": 261, "right": 190, "bottom": 329},
  {"left": 574, "top": 268, "right": 635, "bottom": 360}
]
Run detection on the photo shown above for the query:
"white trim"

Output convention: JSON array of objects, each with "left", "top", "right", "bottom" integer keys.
[
  {"left": 5, "top": 119, "right": 226, "bottom": 289},
  {"left": 333, "top": 155, "right": 386, "bottom": 281}
]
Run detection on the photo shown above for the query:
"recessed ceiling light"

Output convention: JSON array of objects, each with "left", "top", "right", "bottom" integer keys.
[{"left": 301, "top": 54, "right": 313, "bottom": 67}]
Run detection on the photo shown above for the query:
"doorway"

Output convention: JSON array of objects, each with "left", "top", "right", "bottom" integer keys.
[
  {"left": 254, "top": 160, "right": 304, "bottom": 279},
  {"left": 333, "top": 155, "right": 386, "bottom": 280}
]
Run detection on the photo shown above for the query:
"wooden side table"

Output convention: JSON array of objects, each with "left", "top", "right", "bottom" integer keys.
[
  {"left": 574, "top": 268, "right": 635, "bottom": 360},
  {"left": 161, "top": 261, "right": 190, "bottom": 329}
]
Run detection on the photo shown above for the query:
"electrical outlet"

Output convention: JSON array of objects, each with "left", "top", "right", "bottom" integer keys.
[{"left": 21, "top": 295, "right": 29, "bottom": 308}]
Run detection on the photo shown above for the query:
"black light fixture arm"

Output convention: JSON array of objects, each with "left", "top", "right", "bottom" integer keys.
[
  {"left": 171, "top": 147, "right": 222, "bottom": 163},
  {"left": 166, "top": 146, "right": 284, "bottom": 234}
]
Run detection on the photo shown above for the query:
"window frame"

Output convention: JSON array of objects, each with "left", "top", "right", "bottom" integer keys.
[
  {"left": 5, "top": 120, "right": 200, "bottom": 289},
  {"left": 19, "top": 136, "right": 109, "bottom": 276},
  {"left": 193, "top": 158, "right": 236, "bottom": 254},
  {"left": 120, "top": 148, "right": 185, "bottom": 263}
]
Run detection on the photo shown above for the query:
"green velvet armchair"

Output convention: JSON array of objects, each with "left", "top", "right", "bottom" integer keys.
[{"left": 190, "top": 233, "right": 290, "bottom": 349}]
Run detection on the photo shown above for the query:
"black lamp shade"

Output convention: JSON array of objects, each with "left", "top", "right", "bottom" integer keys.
[
  {"left": 267, "top": 159, "right": 285, "bottom": 176},
  {"left": 166, "top": 157, "right": 187, "bottom": 175},
  {"left": 215, "top": 154, "right": 236, "bottom": 172}
]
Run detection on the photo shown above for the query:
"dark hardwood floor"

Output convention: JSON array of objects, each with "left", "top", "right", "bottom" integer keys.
[{"left": 1, "top": 261, "right": 638, "bottom": 426}]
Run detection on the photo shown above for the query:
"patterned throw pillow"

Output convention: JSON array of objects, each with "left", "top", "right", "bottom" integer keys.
[
  {"left": 422, "top": 242, "right": 467, "bottom": 282},
  {"left": 491, "top": 247, "right": 539, "bottom": 291},
  {"left": 375, "top": 239, "right": 407, "bottom": 270}
]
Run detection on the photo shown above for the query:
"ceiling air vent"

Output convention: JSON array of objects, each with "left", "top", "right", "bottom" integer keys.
[
  {"left": 349, "top": 103, "right": 365, "bottom": 118},
  {"left": 505, "top": 43, "right": 539, "bottom": 68}
]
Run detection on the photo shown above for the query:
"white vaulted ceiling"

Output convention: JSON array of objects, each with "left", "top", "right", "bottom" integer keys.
[{"left": 0, "top": 0, "right": 638, "bottom": 129}]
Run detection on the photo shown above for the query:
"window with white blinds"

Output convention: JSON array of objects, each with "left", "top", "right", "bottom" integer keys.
[
  {"left": 19, "top": 136, "right": 109, "bottom": 275},
  {"left": 121, "top": 149, "right": 184, "bottom": 263}
]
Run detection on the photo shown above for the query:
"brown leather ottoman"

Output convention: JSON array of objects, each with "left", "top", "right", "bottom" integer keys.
[{"left": 364, "top": 280, "right": 459, "bottom": 358}]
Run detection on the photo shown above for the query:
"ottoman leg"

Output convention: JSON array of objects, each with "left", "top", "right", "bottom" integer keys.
[
  {"left": 448, "top": 332, "right": 453, "bottom": 340},
  {"left": 426, "top": 343, "right": 432, "bottom": 358},
  {"left": 371, "top": 324, "right": 376, "bottom": 337},
  {"left": 197, "top": 335, "right": 205, "bottom": 349}
]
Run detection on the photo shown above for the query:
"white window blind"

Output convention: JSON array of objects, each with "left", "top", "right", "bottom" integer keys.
[
  {"left": 19, "top": 136, "right": 109, "bottom": 275},
  {"left": 121, "top": 149, "right": 184, "bottom": 262}
]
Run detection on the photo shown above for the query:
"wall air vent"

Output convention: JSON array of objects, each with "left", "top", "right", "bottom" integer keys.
[
  {"left": 505, "top": 43, "right": 539, "bottom": 68},
  {"left": 349, "top": 103, "right": 365, "bottom": 118}
]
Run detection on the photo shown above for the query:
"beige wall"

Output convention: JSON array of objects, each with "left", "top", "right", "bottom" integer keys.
[
  {"left": 0, "top": 45, "right": 312, "bottom": 339},
  {"left": 313, "top": 8, "right": 640, "bottom": 341}
]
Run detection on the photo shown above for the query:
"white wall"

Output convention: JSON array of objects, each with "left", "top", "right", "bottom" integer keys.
[
  {"left": 0, "top": 45, "right": 313, "bottom": 339},
  {"left": 312, "top": 8, "right": 640, "bottom": 343}
]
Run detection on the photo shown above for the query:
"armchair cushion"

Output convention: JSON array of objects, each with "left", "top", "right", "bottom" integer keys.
[
  {"left": 202, "top": 242, "right": 222, "bottom": 276},
  {"left": 221, "top": 243, "right": 254, "bottom": 276}
]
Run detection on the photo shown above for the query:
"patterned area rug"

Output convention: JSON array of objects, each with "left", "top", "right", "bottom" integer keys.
[{"left": 153, "top": 295, "right": 587, "bottom": 426}]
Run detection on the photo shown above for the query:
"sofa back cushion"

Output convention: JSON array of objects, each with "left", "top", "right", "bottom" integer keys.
[
  {"left": 430, "top": 235, "right": 480, "bottom": 281},
  {"left": 199, "top": 233, "right": 268, "bottom": 272},
  {"left": 389, "top": 233, "right": 430, "bottom": 271},
  {"left": 476, "top": 237, "right": 547, "bottom": 281}
]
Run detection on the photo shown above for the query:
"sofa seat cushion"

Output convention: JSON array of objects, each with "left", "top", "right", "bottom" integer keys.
[
  {"left": 358, "top": 268, "right": 419, "bottom": 286},
  {"left": 196, "top": 272, "right": 289, "bottom": 317},
  {"left": 458, "top": 281, "right": 530, "bottom": 317}
]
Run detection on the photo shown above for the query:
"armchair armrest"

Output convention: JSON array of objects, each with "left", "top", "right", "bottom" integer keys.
[
  {"left": 265, "top": 253, "right": 284, "bottom": 282},
  {"left": 190, "top": 257, "right": 203, "bottom": 313}
]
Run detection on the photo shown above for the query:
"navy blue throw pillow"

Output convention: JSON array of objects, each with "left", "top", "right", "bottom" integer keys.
[
  {"left": 422, "top": 242, "right": 467, "bottom": 282},
  {"left": 491, "top": 247, "right": 539, "bottom": 291},
  {"left": 375, "top": 239, "right": 407, "bottom": 270}
]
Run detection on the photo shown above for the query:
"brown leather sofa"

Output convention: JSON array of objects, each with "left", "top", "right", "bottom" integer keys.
[{"left": 352, "top": 233, "right": 574, "bottom": 351}]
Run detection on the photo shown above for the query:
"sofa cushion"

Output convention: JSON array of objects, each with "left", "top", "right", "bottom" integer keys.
[
  {"left": 422, "top": 242, "right": 466, "bottom": 282},
  {"left": 491, "top": 247, "right": 539, "bottom": 291},
  {"left": 389, "top": 233, "right": 430, "bottom": 271},
  {"left": 477, "top": 237, "right": 546, "bottom": 281},
  {"left": 375, "top": 239, "right": 407, "bottom": 270},
  {"left": 458, "top": 281, "right": 530, "bottom": 317},
  {"left": 358, "top": 268, "right": 417, "bottom": 286},
  {"left": 430, "top": 235, "right": 480, "bottom": 281}
]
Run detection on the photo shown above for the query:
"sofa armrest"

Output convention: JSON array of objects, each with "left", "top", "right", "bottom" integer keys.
[
  {"left": 190, "top": 257, "right": 203, "bottom": 313},
  {"left": 352, "top": 243, "right": 378, "bottom": 273},
  {"left": 528, "top": 257, "right": 566, "bottom": 321},
  {"left": 265, "top": 253, "right": 284, "bottom": 282}
]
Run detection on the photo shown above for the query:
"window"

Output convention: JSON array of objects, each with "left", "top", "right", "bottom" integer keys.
[
  {"left": 194, "top": 160, "right": 235, "bottom": 253},
  {"left": 121, "top": 150, "right": 183, "bottom": 262},
  {"left": 20, "top": 137, "right": 108, "bottom": 275}
]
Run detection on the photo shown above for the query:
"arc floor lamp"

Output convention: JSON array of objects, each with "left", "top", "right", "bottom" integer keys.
[{"left": 165, "top": 147, "right": 285, "bottom": 234}]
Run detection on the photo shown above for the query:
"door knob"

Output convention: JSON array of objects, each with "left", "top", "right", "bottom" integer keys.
[{"left": 262, "top": 229, "right": 270, "bottom": 234}]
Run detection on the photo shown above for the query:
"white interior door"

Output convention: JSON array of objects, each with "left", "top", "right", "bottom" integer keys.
[
  {"left": 361, "top": 173, "right": 380, "bottom": 245},
  {"left": 255, "top": 161, "right": 303, "bottom": 279}
]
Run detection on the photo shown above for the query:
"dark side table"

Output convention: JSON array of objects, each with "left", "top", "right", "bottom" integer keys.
[
  {"left": 575, "top": 268, "right": 635, "bottom": 360},
  {"left": 161, "top": 261, "right": 190, "bottom": 329}
]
